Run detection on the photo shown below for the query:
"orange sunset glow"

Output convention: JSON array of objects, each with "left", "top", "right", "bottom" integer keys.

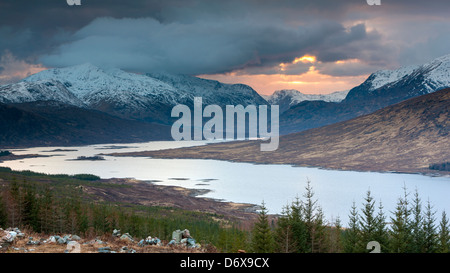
[
  {"left": 199, "top": 55, "right": 369, "bottom": 95},
  {"left": 279, "top": 55, "right": 317, "bottom": 72}
]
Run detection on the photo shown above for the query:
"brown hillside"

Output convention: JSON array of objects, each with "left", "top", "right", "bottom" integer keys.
[{"left": 109, "top": 88, "right": 450, "bottom": 174}]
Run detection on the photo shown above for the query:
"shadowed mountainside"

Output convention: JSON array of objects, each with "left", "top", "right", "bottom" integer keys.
[
  {"left": 109, "top": 88, "right": 450, "bottom": 174},
  {"left": 0, "top": 101, "right": 171, "bottom": 148}
]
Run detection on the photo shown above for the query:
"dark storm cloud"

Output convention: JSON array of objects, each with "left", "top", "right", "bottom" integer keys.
[
  {"left": 315, "top": 61, "right": 383, "bottom": 77},
  {"left": 40, "top": 17, "right": 389, "bottom": 75},
  {"left": 309, "top": 23, "right": 382, "bottom": 63},
  {"left": 0, "top": 0, "right": 167, "bottom": 60},
  {"left": 1, "top": 0, "right": 450, "bottom": 77},
  {"left": 0, "top": 27, "right": 33, "bottom": 59}
]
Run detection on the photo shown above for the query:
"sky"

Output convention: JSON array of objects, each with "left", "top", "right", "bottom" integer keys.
[{"left": 0, "top": 0, "right": 450, "bottom": 95}]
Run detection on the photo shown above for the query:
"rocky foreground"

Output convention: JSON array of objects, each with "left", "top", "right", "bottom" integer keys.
[{"left": 0, "top": 227, "right": 213, "bottom": 253}]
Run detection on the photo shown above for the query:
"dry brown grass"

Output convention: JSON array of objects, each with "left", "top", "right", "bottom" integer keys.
[{"left": 108, "top": 89, "right": 450, "bottom": 175}]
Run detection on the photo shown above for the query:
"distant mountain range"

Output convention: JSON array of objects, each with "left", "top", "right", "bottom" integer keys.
[
  {"left": 0, "top": 54, "right": 449, "bottom": 147},
  {"left": 130, "top": 88, "right": 450, "bottom": 174},
  {"left": 279, "top": 54, "right": 450, "bottom": 134},
  {"left": 0, "top": 64, "right": 266, "bottom": 146},
  {"left": 263, "top": 89, "right": 349, "bottom": 113},
  {"left": 345, "top": 54, "right": 450, "bottom": 104},
  {"left": 15, "top": 63, "right": 267, "bottom": 124}
]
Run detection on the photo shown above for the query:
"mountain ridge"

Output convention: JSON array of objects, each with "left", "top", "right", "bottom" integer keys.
[
  {"left": 1, "top": 54, "right": 450, "bottom": 147},
  {"left": 12, "top": 63, "right": 267, "bottom": 124},
  {"left": 116, "top": 88, "right": 450, "bottom": 174},
  {"left": 264, "top": 89, "right": 349, "bottom": 113},
  {"left": 279, "top": 54, "right": 450, "bottom": 134}
]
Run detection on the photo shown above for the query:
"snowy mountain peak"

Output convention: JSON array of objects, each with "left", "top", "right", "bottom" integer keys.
[
  {"left": 345, "top": 53, "right": 450, "bottom": 105},
  {"left": 430, "top": 53, "right": 450, "bottom": 64},
  {"left": 420, "top": 54, "right": 450, "bottom": 92},
  {"left": 6, "top": 64, "right": 266, "bottom": 124},
  {"left": 24, "top": 63, "right": 178, "bottom": 100},
  {"left": 0, "top": 80, "right": 84, "bottom": 107},
  {"left": 368, "top": 65, "right": 420, "bottom": 91},
  {"left": 367, "top": 54, "right": 450, "bottom": 92},
  {"left": 62, "top": 62, "right": 103, "bottom": 74},
  {"left": 147, "top": 72, "right": 267, "bottom": 105},
  {"left": 267, "top": 89, "right": 349, "bottom": 104},
  {"left": 265, "top": 89, "right": 349, "bottom": 113}
]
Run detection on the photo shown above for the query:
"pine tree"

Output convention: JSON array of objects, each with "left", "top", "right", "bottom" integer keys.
[
  {"left": 251, "top": 201, "right": 274, "bottom": 253},
  {"left": 8, "top": 177, "right": 22, "bottom": 227},
  {"left": 65, "top": 206, "right": 78, "bottom": 235},
  {"left": 410, "top": 190, "right": 425, "bottom": 252},
  {"left": 328, "top": 216, "right": 343, "bottom": 253},
  {"left": 274, "top": 204, "right": 296, "bottom": 253},
  {"left": 289, "top": 197, "right": 308, "bottom": 252},
  {"left": 422, "top": 200, "right": 438, "bottom": 253},
  {"left": 0, "top": 193, "right": 7, "bottom": 228},
  {"left": 231, "top": 228, "right": 248, "bottom": 253},
  {"left": 92, "top": 204, "right": 114, "bottom": 234},
  {"left": 401, "top": 185, "right": 413, "bottom": 249},
  {"left": 390, "top": 200, "right": 408, "bottom": 252},
  {"left": 438, "top": 211, "right": 450, "bottom": 253},
  {"left": 54, "top": 200, "right": 66, "bottom": 234},
  {"left": 21, "top": 180, "right": 40, "bottom": 231},
  {"left": 303, "top": 179, "right": 320, "bottom": 253},
  {"left": 39, "top": 185, "right": 55, "bottom": 234},
  {"left": 374, "top": 200, "right": 389, "bottom": 252},
  {"left": 218, "top": 229, "right": 231, "bottom": 252},
  {"left": 343, "top": 201, "right": 362, "bottom": 253},
  {"left": 389, "top": 186, "right": 412, "bottom": 253},
  {"left": 359, "top": 190, "right": 377, "bottom": 250},
  {"left": 77, "top": 204, "right": 90, "bottom": 235},
  {"left": 303, "top": 180, "right": 316, "bottom": 225},
  {"left": 9, "top": 177, "right": 19, "bottom": 200},
  {"left": 311, "top": 206, "right": 328, "bottom": 253}
]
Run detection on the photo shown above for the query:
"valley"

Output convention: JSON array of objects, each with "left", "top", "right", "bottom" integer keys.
[
  {"left": 108, "top": 88, "right": 450, "bottom": 175},
  {"left": 1, "top": 54, "right": 450, "bottom": 147}
]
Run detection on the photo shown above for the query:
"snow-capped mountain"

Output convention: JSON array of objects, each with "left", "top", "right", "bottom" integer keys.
[
  {"left": 1, "top": 53, "right": 449, "bottom": 138},
  {"left": 23, "top": 63, "right": 182, "bottom": 108},
  {"left": 18, "top": 64, "right": 184, "bottom": 122},
  {"left": 345, "top": 54, "right": 450, "bottom": 103},
  {"left": 22, "top": 63, "right": 266, "bottom": 108},
  {"left": 280, "top": 54, "right": 450, "bottom": 135},
  {"left": 369, "top": 54, "right": 450, "bottom": 92},
  {"left": 2, "top": 63, "right": 267, "bottom": 124},
  {"left": 367, "top": 65, "right": 420, "bottom": 91},
  {"left": 24, "top": 63, "right": 179, "bottom": 99},
  {"left": 265, "top": 89, "right": 349, "bottom": 113},
  {"left": 0, "top": 80, "right": 84, "bottom": 107},
  {"left": 147, "top": 72, "right": 267, "bottom": 106}
]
